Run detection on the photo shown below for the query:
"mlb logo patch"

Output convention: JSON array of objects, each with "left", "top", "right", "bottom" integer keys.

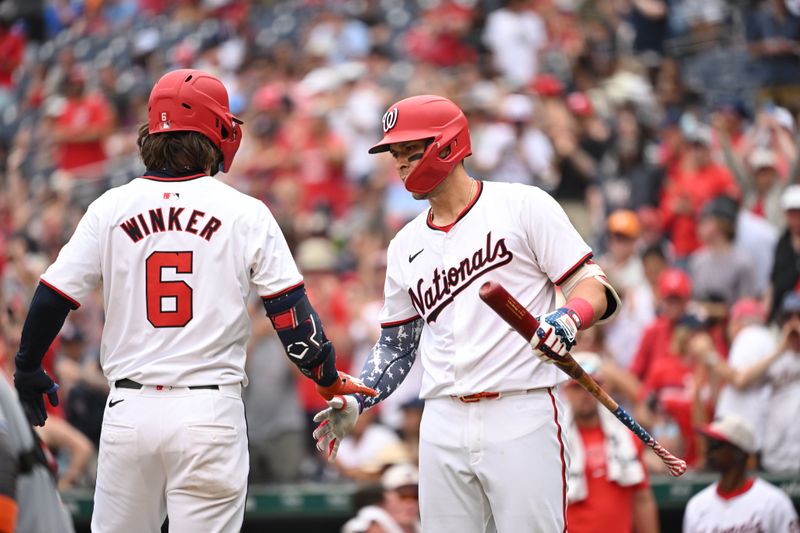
[{"left": 163, "top": 192, "right": 180, "bottom": 200}]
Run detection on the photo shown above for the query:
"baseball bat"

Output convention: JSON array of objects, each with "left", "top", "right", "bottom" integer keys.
[{"left": 478, "top": 281, "right": 688, "bottom": 477}]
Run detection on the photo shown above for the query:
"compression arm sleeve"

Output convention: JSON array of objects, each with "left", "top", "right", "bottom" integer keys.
[
  {"left": 262, "top": 285, "right": 338, "bottom": 387},
  {"left": 15, "top": 282, "right": 76, "bottom": 372},
  {"left": 357, "top": 318, "right": 424, "bottom": 411}
]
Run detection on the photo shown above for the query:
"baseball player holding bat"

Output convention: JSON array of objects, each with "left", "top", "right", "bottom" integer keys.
[
  {"left": 12, "top": 69, "right": 374, "bottom": 533},
  {"left": 314, "top": 95, "right": 621, "bottom": 532}
]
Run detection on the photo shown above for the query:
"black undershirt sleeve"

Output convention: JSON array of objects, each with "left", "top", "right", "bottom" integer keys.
[{"left": 14, "top": 282, "right": 76, "bottom": 372}]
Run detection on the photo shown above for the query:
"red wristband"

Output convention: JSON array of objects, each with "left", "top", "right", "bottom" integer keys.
[{"left": 564, "top": 297, "right": 595, "bottom": 330}]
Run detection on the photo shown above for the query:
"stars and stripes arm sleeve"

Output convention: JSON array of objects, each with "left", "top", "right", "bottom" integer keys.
[{"left": 357, "top": 318, "right": 423, "bottom": 411}]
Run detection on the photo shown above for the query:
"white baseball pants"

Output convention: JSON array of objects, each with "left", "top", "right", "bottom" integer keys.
[
  {"left": 91, "top": 383, "right": 248, "bottom": 533},
  {"left": 418, "top": 388, "right": 570, "bottom": 533}
]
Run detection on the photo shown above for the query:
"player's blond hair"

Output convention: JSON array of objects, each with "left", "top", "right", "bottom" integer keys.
[{"left": 137, "top": 123, "right": 223, "bottom": 175}]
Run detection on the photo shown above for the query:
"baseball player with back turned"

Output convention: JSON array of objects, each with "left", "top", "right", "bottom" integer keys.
[
  {"left": 314, "top": 95, "right": 621, "bottom": 532},
  {"left": 11, "top": 69, "right": 374, "bottom": 533}
]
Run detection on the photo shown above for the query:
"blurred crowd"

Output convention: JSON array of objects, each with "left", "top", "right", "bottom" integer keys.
[{"left": 1, "top": 0, "right": 800, "bottom": 530}]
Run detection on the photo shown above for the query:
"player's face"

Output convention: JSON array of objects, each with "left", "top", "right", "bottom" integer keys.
[{"left": 388, "top": 140, "right": 428, "bottom": 193}]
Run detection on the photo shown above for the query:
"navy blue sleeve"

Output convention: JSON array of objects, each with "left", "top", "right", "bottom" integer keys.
[
  {"left": 262, "top": 284, "right": 338, "bottom": 387},
  {"left": 358, "top": 318, "right": 423, "bottom": 410},
  {"left": 15, "top": 282, "right": 75, "bottom": 372}
]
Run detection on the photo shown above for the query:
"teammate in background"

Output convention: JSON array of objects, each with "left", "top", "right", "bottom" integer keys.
[
  {"left": 12, "top": 69, "right": 374, "bottom": 533},
  {"left": 683, "top": 414, "right": 799, "bottom": 533},
  {"left": 314, "top": 95, "right": 620, "bottom": 531},
  {"left": 563, "top": 352, "right": 659, "bottom": 533},
  {"left": 0, "top": 373, "right": 75, "bottom": 533}
]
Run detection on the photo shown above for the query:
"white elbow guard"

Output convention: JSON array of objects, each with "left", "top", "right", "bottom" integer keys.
[{"left": 558, "top": 261, "right": 621, "bottom": 325}]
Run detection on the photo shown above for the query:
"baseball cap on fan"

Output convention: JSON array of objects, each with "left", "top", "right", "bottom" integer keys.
[
  {"left": 501, "top": 94, "right": 534, "bottom": 122},
  {"left": 607, "top": 209, "right": 640, "bottom": 239},
  {"left": 749, "top": 148, "right": 777, "bottom": 171},
  {"left": 657, "top": 268, "right": 692, "bottom": 299},
  {"left": 697, "top": 414, "right": 757, "bottom": 454},
  {"left": 782, "top": 184, "right": 800, "bottom": 211},
  {"left": 381, "top": 463, "right": 419, "bottom": 491},
  {"left": 730, "top": 298, "right": 766, "bottom": 323}
]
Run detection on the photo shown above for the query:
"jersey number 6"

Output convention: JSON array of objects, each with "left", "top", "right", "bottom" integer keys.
[{"left": 146, "top": 251, "right": 193, "bottom": 328}]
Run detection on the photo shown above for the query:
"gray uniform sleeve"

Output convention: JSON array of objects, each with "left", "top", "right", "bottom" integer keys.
[{"left": 359, "top": 318, "right": 423, "bottom": 410}]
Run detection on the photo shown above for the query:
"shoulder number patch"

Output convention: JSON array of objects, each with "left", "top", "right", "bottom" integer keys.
[{"left": 382, "top": 107, "right": 399, "bottom": 132}]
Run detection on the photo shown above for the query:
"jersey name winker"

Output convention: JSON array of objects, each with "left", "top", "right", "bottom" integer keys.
[
  {"left": 120, "top": 207, "right": 222, "bottom": 243},
  {"left": 410, "top": 231, "right": 512, "bottom": 322}
]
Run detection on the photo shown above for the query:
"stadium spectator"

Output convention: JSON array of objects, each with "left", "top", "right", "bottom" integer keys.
[
  {"left": 564, "top": 352, "right": 659, "bottom": 533},
  {"left": 741, "top": 148, "right": 784, "bottom": 228},
  {"left": 47, "top": 68, "right": 115, "bottom": 177},
  {"left": 54, "top": 321, "right": 107, "bottom": 448},
  {"left": 35, "top": 414, "right": 94, "bottom": 491},
  {"left": 769, "top": 184, "right": 800, "bottom": 321},
  {"left": 635, "top": 313, "right": 712, "bottom": 469},
  {"left": 0, "top": 16, "right": 24, "bottom": 110},
  {"left": 689, "top": 195, "right": 758, "bottom": 317},
  {"left": 761, "top": 291, "right": 800, "bottom": 474},
  {"left": 482, "top": 0, "right": 547, "bottom": 88},
  {"left": 334, "top": 406, "right": 403, "bottom": 483},
  {"left": 341, "top": 463, "right": 421, "bottom": 533},
  {"left": 684, "top": 414, "right": 799, "bottom": 532},
  {"left": 701, "top": 298, "right": 776, "bottom": 454},
  {"left": 745, "top": 0, "right": 800, "bottom": 107},
  {"left": 244, "top": 301, "right": 306, "bottom": 484},
  {"left": 659, "top": 125, "right": 739, "bottom": 263},
  {"left": 599, "top": 210, "right": 655, "bottom": 369},
  {"left": 629, "top": 268, "right": 692, "bottom": 381},
  {"left": 0, "top": 372, "right": 75, "bottom": 532},
  {"left": 471, "top": 93, "right": 557, "bottom": 188}
]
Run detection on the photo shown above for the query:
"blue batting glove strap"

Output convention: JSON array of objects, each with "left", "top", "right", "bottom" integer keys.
[{"left": 13, "top": 367, "right": 59, "bottom": 427}]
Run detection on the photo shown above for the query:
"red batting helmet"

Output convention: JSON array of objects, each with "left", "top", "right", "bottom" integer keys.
[
  {"left": 369, "top": 95, "right": 471, "bottom": 194},
  {"left": 148, "top": 69, "right": 243, "bottom": 173}
]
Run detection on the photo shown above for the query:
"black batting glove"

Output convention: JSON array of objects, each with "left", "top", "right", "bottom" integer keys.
[{"left": 13, "top": 367, "right": 59, "bottom": 427}]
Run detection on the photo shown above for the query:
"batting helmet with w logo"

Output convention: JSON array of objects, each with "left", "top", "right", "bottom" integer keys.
[{"left": 369, "top": 95, "right": 471, "bottom": 194}]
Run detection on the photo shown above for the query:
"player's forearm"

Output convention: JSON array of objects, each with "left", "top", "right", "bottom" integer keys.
[
  {"left": 358, "top": 319, "right": 423, "bottom": 411},
  {"left": 262, "top": 285, "right": 338, "bottom": 387},
  {"left": 15, "top": 282, "right": 76, "bottom": 372},
  {"left": 563, "top": 277, "right": 609, "bottom": 327}
]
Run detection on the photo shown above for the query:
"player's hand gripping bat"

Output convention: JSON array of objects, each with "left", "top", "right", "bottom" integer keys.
[{"left": 479, "top": 281, "right": 688, "bottom": 477}]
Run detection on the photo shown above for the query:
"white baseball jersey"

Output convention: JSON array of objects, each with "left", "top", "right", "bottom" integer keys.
[
  {"left": 41, "top": 172, "right": 302, "bottom": 387},
  {"left": 379, "top": 180, "right": 592, "bottom": 398},
  {"left": 683, "top": 478, "right": 799, "bottom": 533}
]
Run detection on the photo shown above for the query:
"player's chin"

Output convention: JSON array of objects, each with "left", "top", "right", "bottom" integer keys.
[{"left": 411, "top": 191, "right": 429, "bottom": 200}]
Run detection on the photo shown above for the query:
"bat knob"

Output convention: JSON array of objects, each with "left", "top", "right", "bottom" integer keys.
[{"left": 479, "top": 281, "right": 495, "bottom": 300}]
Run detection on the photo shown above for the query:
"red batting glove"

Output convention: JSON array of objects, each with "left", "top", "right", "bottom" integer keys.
[{"left": 316, "top": 371, "right": 377, "bottom": 401}]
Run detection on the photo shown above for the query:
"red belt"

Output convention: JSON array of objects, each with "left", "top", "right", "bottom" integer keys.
[{"left": 455, "top": 392, "right": 501, "bottom": 403}]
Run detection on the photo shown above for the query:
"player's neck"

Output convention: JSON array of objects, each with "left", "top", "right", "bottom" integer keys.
[{"left": 428, "top": 170, "right": 476, "bottom": 227}]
